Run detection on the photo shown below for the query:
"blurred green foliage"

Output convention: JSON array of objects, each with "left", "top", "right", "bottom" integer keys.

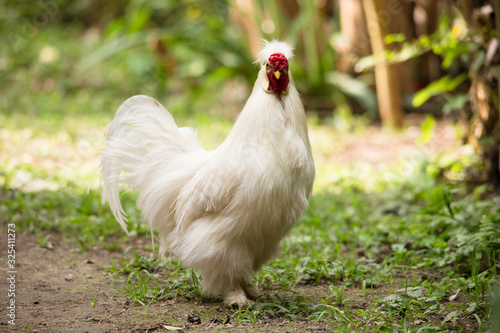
[
  {"left": 412, "top": 74, "right": 468, "bottom": 108},
  {"left": 1, "top": 0, "right": 254, "bottom": 122},
  {"left": 0, "top": 0, "right": 377, "bottom": 123},
  {"left": 356, "top": 10, "right": 485, "bottom": 114}
]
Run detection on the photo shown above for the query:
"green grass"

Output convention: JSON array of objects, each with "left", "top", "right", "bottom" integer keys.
[{"left": 6, "top": 156, "right": 494, "bottom": 331}]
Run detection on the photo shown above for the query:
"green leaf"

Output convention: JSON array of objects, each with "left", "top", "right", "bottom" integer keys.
[
  {"left": 407, "top": 289, "right": 423, "bottom": 297},
  {"left": 354, "top": 55, "right": 376, "bottom": 72},
  {"left": 326, "top": 72, "right": 377, "bottom": 111},
  {"left": 442, "top": 310, "right": 458, "bottom": 323},
  {"left": 412, "top": 73, "right": 468, "bottom": 107},
  {"left": 443, "top": 94, "right": 470, "bottom": 114},
  {"left": 416, "top": 114, "right": 437, "bottom": 145},
  {"left": 471, "top": 49, "right": 486, "bottom": 72},
  {"left": 128, "top": 9, "right": 152, "bottom": 33},
  {"left": 384, "top": 33, "right": 406, "bottom": 44},
  {"left": 467, "top": 302, "right": 477, "bottom": 313}
]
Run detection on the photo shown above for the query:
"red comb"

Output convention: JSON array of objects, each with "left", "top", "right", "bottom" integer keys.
[{"left": 269, "top": 53, "right": 288, "bottom": 71}]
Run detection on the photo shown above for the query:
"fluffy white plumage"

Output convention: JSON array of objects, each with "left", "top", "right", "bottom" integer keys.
[{"left": 100, "top": 40, "right": 315, "bottom": 306}]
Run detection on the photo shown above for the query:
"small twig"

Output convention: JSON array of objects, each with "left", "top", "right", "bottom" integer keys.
[
  {"left": 391, "top": 265, "right": 443, "bottom": 279},
  {"left": 145, "top": 323, "right": 161, "bottom": 332},
  {"left": 392, "top": 265, "right": 415, "bottom": 270}
]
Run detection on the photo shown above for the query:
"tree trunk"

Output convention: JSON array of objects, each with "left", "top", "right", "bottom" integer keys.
[
  {"left": 413, "top": 0, "right": 441, "bottom": 86},
  {"left": 230, "top": 0, "right": 261, "bottom": 57},
  {"left": 468, "top": 74, "right": 500, "bottom": 185},
  {"left": 362, "top": 0, "right": 404, "bottom": 128},
  {"left": 387, "top": 0, "right": 414, "bottom": 97},
  {"left": 337, "top": 0, "right": 372, "bottom": 73},
  {"left": 464, "top": 0, "right": 500, "bottom": 186}
]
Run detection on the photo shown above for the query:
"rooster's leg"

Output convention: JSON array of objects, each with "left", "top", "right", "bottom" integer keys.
[
  {"left": 224, "top": 280, "right": 250, "bottom": 307},
  {"left": 241, "top": 277, "right": 259, "bottom": 300}
]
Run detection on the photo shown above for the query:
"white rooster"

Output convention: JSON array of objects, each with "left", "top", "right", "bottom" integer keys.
[{"left": 100, "top": 40, "right": 315, "bottom": 306}]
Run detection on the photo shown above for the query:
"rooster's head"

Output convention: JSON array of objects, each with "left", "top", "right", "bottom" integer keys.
[{"left": 258, "top": 41, "right": 293, "bottom": 98}]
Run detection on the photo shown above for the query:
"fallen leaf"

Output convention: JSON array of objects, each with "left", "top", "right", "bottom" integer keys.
[
  {"left": 448, "top": 288, "right": 460, "bottom": 301},
  {"left": 407, "top": 289, "right": 423, "bottom": 297}
]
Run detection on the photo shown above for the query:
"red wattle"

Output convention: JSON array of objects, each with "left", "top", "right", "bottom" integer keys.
[
  {"left": 277, "top": 76, "right": 289, "bottom": 93},
  {"left": 268, "top": 74, "right": 278, "bottom": 92}
]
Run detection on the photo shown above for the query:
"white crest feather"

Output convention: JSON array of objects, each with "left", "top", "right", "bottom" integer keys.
[{"left": 256, "top": 40, "right": 294, "bottom": 64}]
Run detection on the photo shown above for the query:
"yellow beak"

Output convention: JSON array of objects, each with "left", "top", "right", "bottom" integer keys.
[{"left": 274, "top": 71, "right": 281, "bottom": 80}]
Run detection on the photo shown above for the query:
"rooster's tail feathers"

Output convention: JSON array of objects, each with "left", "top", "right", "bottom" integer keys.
[{"left": 100, "top": 95, "right": 202, "bottom": 232}]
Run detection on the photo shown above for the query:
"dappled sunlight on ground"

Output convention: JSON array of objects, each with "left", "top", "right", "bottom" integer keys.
[
  {"left": 310, "top": 114, "right": 462, "bottom": 188},
  {"left": 1, "top": 113, "right": 463, "bottom": 193},
  {"left": 0, "top": 125, "right": 104, "bottom": 191}
]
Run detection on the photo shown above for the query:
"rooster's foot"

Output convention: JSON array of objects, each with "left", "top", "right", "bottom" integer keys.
[
  {"left": 224, "top": 284, "right": 250, "bottom": 308},
  {"left": 242, "top": 280, "right": 259, "bottom": 300}
]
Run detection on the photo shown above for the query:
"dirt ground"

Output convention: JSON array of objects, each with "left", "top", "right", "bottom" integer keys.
[
  {"left": 1, "top": 118, "right": 468, "bottom": 332},
  {"left": 328, "top": 116, "right": 459, "bottom": 166},
  {"left": 1, "top": 232, "right": 341, "bottom": 332}
]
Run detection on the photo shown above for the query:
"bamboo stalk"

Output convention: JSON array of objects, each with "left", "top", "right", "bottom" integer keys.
[
  {"left": 361, "top": 0, "right": 404, "bottom": 129},
  {"left": 493, "top": 0, "right": 500, "bottom": 103}
]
